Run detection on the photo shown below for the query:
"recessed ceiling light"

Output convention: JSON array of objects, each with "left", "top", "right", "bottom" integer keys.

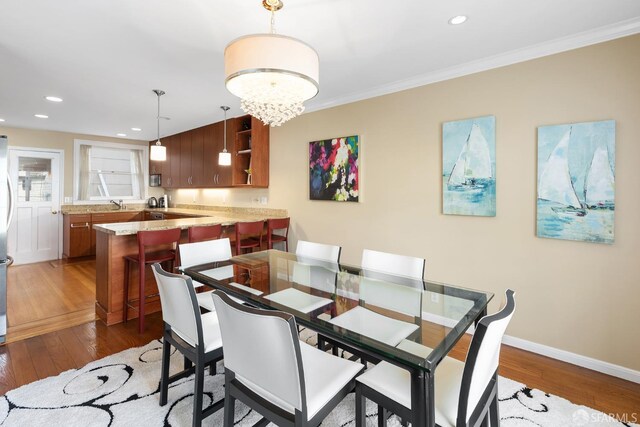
[
  {"left": 131, "top": 127, "right": 142, "bottom": 131},
  {"left": 117, "top": 133, "right": 127, "bottom": 137},
  {"left": 34, "top": 114, "right": 49, "bottom": 119},
  {"left": 0, "top": 118, "right": 5, "bottom": 122},
  {"left": 448, "top": 15, "right": 467, "bottom": 25},
  {"left": 45, "top": 96, "right": 63, "bottom": 102}
]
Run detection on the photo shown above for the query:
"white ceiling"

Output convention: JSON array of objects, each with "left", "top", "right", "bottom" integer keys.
[{"left": 1, "top": 0, "right": 639, "bottom": 141}]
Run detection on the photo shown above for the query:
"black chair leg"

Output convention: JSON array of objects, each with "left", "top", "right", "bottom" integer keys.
[
  {"left": 160, "top": 337, "right": 171, "bottom": 406},
  {"left": 378, "top": 405, "right": 388, "bottom": 427},
  {"left": 193, "top": 357, "right": 204, "bottom": 427},
  {"left": 223, "top": 380, "right": 236, "bottom": 427},
  {"left": 184, "top": 356, "right": 193, "bottom": 370},
  {"left": 490, "top": 393, "right": 500, "bottom": 426},
  {"left": 355, "top": 384, "right": 366, "bottom": 427}
]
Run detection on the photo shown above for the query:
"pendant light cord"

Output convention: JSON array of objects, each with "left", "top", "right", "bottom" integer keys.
[
  {"left": 221, "top": 105, "right": 230, "bottom": 152},
  {"left": 157, "top": 92, "right": 160, "bottom": 143}
]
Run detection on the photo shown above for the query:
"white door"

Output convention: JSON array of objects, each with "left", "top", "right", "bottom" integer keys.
[{"left": 8, "top": 150, "right": 61, "bottom": 265}]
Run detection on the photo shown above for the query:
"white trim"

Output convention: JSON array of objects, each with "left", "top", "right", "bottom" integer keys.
[
  {"left": 7, "top": 146, "right": 65, "bottom": 261},
  {"left": 73, "top": 139, "right": 149, "bottom": 204},
  {"left": 306, "top": 17, "right": 640, "bottom": 113},
  {"left": 421, "top": 312, "right": 640, "bottom": 384},
  {"left": 501, "top": 335, "right": 640, "bottom": 384}
]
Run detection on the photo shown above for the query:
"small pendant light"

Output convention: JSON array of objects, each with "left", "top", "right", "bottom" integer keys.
[
  {"left": 218, "top": 106, "right": 231, "bottom": 166},
  {"left": 150, "top": 89, "right": 167, "bottom": 161}
]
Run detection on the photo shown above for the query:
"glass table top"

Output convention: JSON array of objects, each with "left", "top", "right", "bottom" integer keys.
[{"left": 184, "top": 249, "right": 493, "bottom": 372}]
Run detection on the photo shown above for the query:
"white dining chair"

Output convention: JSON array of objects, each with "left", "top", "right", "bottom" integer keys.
[
  {"left": 263, "top": 241, "right": 341, "bottom": 314},
  {"left": 178, "top": 238, "right": 261, "bottom": 311},
  {"left": 295, "top": 240, "right": 342, "bottom": 262},
  {"left": 211, "top": 290, "right": 364, "bottom": 427},
  {"left": 329, "top": 276, "right": 423, "bottom": 346},
  {"left": 355, "top": 289, "right": 516, "bottom": 427},
  {"left": 361, "top": 248, "right": 425, "bottom": 287},
  {"left": 151, "top": 264, "right": 225, "bottom": 427}
]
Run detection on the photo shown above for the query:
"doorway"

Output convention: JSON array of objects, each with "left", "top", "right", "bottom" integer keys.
[{"left": 7, "top": 149, "right": 62, "bottom": 265}]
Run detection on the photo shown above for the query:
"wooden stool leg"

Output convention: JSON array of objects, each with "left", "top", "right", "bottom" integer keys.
[
  {"left": 122, "top": 259, "right": 130, "bottom": 323},
  {"left": 138, "top": 261, "right": 146, "bottom": 333}
]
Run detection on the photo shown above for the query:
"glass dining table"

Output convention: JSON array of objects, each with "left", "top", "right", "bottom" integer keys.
[{"left": 183, "top": 249, "right": 493, "bottom": 427}]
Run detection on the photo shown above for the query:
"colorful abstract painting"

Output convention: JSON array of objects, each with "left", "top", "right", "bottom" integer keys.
[
  {"left": 309, "top": 135, "right": 359, "bottom": 202},
  {"left": 537, "top": 120, "right": 615, "bottom": 244},
  {"left": 443, "top": 116, "right": 496, "bottom": 216}
]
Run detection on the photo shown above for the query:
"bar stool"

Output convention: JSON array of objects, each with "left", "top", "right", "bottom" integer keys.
[
  {"left": 266, "top": 217, "right": 290, "bottom": 251},
  {"left": 234, "top": 220, "right": 263, "bottom": 255},
  {"left": 123, "top": 228, "right": 181, "bottom": 333},
  {"left": 188, "top": 224, "right": 222, "bottom": 243}
]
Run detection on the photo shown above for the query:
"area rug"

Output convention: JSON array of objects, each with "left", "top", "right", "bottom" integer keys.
[{"left": 0, "top": 336, "right": 636, "bottom": 427}]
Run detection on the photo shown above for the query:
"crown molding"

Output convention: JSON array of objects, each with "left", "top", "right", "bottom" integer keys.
[{"left": 306, "top": 17, "right": 640, "bottom": 113}]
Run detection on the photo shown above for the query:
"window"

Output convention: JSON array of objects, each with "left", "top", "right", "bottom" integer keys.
[{"left": 74, "top": 140, "right": 148, "bottom": 202}]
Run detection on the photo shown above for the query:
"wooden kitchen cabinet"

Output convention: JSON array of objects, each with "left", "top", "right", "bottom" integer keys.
[
  {"left": 151, "top": 114, "right": 268, "bottom": 189},
  {"left": 63, "top": 214, "right": 92, "bottom": 258},
  {"left": 232, "top": 115, "right": 269, "bottom": 187},
  {"left": 90, "top": 211, "right": 142, "bottom": 255},
  {"left": 201, "top": 121, "right": 234, "bottom": 187}
]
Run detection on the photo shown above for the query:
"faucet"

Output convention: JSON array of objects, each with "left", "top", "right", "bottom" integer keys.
[{"left": 109, "top": 199, "right": 124, "bottom": 210}]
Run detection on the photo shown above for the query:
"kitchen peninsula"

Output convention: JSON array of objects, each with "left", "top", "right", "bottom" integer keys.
[{"left": 91, "top": 206, "right": 287, "bottom": 325}]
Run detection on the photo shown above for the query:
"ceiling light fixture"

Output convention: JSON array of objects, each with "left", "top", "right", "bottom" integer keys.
[
  {"left": 448, "top": 15, "right": 468, "bottom": 25},
  {"left": 34, "top": 114, "right": 48, "bottom": 119},
  {"left": 218, "top": 106, "right": 231, "bottom": 166},
  {"left": 224, "top": 0, "right": 319, "bottom": 127},
  {"left": 117, "top": 133, "right": 127, "bottom": 137},
  {"left": 45, "top": 96, "right": 63, "bottom": 102},
  {"left": 150, "top": 89, "right": 167, "bottom": 162},
  {"left": 0, "top": 118, "right": 5, "bottom": 122},
  {"left": 131, "top": 127, "right": 142, "bottom": 131}
]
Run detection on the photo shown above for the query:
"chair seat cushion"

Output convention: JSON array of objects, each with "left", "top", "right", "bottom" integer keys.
[
  {"left": 328, "top": 306, "right": 419, "bottom": 346},
  {"left": 301, "top": 342, "right": 363, "bottom": 420},
  {"left": 173, "top": 311, "right": 223, "bottom": 353},
  {"left": 356, "top": 356, "right": 465, "bottom": 427},
  {"left": 264, "top": 288, "right": 333, "bottom": 314}
]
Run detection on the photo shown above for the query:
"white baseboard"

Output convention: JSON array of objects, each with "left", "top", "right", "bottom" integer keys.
[
  {"left": 501, "top": 335, "right": 640, "bottom": 384},
  {"left": 421, "top": 312, "right": 640, "bottom": 384}
]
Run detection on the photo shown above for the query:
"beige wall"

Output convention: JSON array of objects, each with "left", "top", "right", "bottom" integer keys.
[
  {"left": 174, "top": 34, "right": 640, "bottom": 371},
  {"left": 0, "top": 126, "right": 164, "bottom": 199}
]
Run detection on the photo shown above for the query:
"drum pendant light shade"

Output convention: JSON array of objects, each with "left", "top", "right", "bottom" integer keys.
[
  {"left": 150, "top": 144, "right": 166, "bottom": 161},
  {"left": 223, "top": 1, "right": 319, "bottom": 127}
]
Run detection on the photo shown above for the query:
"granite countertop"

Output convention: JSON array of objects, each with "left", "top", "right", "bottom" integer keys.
[{"left": 91, "top": 206, "right": 288, "bottom": 236}]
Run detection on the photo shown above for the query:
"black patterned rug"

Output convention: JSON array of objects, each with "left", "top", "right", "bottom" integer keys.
[{"left": 0, "top": 338, "right": 636, "bottom": 426}]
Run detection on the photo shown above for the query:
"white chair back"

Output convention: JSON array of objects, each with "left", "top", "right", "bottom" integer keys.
[
  {"left": 151, "top": 263, "right": 200, "bottom": 347},
  {"left": 212, "top": 291, "right": 305, "bottom": 414},
  {"left": 461, "top": 289, "right": 516, "bottom": 422},
  {"left": 296, "top": 240, "right": 341, "bottom": 263},
  {"left": 361, "top": 249, "right": 425, "bottom": 283},
  {"left": 359, "top": 277, "right": 422, "bottom": 318},
  {"left": 291, "top": 258, "right": 339, "bottom": 294},
  {"left": 179, "top": 238, "right": 233, "bottom": 268}
]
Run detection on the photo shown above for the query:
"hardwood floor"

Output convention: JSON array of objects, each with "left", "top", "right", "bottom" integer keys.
[
  {"left": 1, "top": 260, "right": 638, "bottom": 421},
  {"left": 6, "top": 258, "right": 97, "bottom": 343}
]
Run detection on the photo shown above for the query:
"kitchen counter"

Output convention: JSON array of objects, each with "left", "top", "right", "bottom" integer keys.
[
  {"left": 93, "top": 211, "right": 284, "bottom": 235},
  {"left": 93, "top": 205, "right": 288, "bottom": 326}
]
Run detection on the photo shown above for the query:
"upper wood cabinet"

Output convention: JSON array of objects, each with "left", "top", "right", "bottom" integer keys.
[
  {"left": 150, "top": 114, "right": 269, "bottom": 188},
  {"left": 232, "top": 115, "right": 269, "bottom": 188}
]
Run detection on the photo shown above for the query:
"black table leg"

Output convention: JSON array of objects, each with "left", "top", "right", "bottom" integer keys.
[
  {"left": 475, "top": 306, "right": 488, "bottom": 328},
  {"left": 411, "top": 369, "right": 435, "bottom": 427}
]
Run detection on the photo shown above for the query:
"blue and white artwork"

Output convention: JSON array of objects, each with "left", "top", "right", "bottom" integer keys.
[
  {"left": 443, "top": 116, "right": 496, "bottom": 216},
  {"left": 537, "top": 120, "right": 615, "bottom": 244}
]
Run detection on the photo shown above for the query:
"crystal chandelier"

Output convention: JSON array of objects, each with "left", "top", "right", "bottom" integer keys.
[{"left": 224, "top": 0, "right": 319, "bottom": 127}]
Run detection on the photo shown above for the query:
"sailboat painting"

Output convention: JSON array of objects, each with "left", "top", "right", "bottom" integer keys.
[
  {"left": 537, "top": 120, "right": 615, "bottom": 244},
  {"left": 442, "top": 116, "right": 496, "bottom": 216}
]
